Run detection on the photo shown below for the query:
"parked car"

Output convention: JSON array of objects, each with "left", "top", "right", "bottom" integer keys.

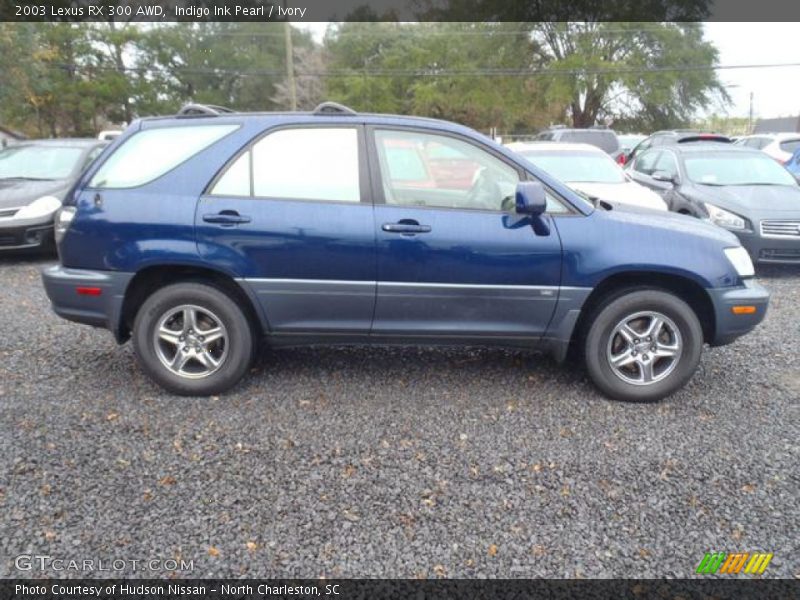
[
  {"left": 628, "top": 142, "right": 800, "bottom": 264},
  {"left": 534, "top": 126, "right": 621, "bottom": 159},
  {"left": 42, "top": 102, "right": 768, "bottom": 402},
  {"left": 625, "top": 130, "right": 732, "bottom": 165},
  {"left": 505, "top": 141, "right": 666, "bottom": 211},
  {"left": 734, "top": 133, "right": 800, "bottom": 164},
  {"left": 0, "top": 139, "right": 107, "bottom": 251},
  {"left": 617, "top": 134, "right": 646, "bottom": 157},
  {"left": 785, "top": 146, "right": 800, "bottom": 181}
]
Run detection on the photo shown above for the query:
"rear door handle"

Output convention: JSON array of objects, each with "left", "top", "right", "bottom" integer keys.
[
  {"left": 382, "top": 222, "right": 432, "bottom": 234},
  {"left": 202, "top": 211, "right": 251, "bottom": 225}
]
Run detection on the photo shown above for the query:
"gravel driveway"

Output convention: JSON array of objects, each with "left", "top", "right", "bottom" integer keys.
[{"left": 0, "top": 256, "right": 797, "bottom": 579}]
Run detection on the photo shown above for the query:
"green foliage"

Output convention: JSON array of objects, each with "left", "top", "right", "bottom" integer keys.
[
  {"left": 532, "top": 23, "right": 727, "bottom": 130},
  {"left": 324, "top": 22, "right": 558, "bottom": 131},
  {"left": 0, "top": 22, "right": 728, "bottom": 137}
]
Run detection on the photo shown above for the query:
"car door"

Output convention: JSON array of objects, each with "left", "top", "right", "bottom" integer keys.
[
  {"left": 196, "top": 124, "right": 377, "bottom": 334},
  {"left": 368, "top": 126, "right": 563, "bottom": 339}
]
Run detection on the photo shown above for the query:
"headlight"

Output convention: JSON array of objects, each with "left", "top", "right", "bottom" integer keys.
[
  {"left": 724, "top": 246, "right": 755, "bottom": 278},
  {"left": 54, "top": 206, "right": 76, "bottom": 245},
  {"left": 14, "top": 195, "right": 62, "bottom": 220},
  {"left": 703, "top": 202, "right": 746, "bottom": 230}
]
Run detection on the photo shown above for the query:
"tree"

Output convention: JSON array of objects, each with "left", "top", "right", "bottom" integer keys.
[
  {"left": 324, "top": 22, "right": 558, "bottom": 131},
  {"left": 532, "top": 22, "right": 728, "bottom": 129}
]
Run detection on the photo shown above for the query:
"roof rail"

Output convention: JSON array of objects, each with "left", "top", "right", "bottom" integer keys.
[
  {"left": 177, "top": 103, "right": 235, "bottom": 117},
  {"left": 313, "top": 101, "right": 357, "bottom": 116}
]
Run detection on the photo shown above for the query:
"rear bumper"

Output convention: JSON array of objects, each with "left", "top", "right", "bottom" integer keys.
[
  {"left": 735, "top": 230, "right": 800, "bottom": 264},
  {"left": 707, "top": 279, "right": 770, "bottom": 346},
  {"left": 41, "top": 265, "right": 134, "bottom": 340}
]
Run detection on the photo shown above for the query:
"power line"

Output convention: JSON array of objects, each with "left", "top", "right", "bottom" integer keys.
[{"left": 42, "top": 61, "right": 800, "bottom": 78}]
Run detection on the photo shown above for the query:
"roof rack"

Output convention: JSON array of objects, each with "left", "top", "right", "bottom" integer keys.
[
  {"left": 313, "top": 101, "right": 357, "bottom": 116},
  {"left": 177, "top": 103, "right": 236, "bottom": 117}
]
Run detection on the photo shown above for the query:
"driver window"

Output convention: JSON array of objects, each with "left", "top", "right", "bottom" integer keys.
[
  {"left": 633, "top": 150, "right": 662, "bottom": 176},
  {"left": 374, "top": 129, "right": 519, "bottom": 211},
  {"left": 653, "top": 151, "right": 678, "bottom": 179}
]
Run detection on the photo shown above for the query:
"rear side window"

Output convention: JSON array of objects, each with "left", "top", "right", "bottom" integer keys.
[
  {"left": 212, "top": 128, "right": 360, "bottom": 203},
  {"left": 89, "top": 125, "right": 238, "bottom": 188},
  {"left": 560, "top": 131, "right": 619, "bottom": 154},
  {"left": 779, "top": 139, "right": 800, "bottom": 153}
]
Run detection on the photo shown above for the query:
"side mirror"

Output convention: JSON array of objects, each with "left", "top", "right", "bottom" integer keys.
[
  {"left": 515, "top": 181, "right": 547, "bottom": 216},
  {"left": 652, "top": 170, "right": 676, "bottom": 184}
]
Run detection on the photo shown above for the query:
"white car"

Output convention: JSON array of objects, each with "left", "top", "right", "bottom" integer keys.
[
  {"left": 735, "top": 133, "right": 800, "bottom": 164},
  {"left": 506, "top": 142, "right": 667, "bottom": 211}
]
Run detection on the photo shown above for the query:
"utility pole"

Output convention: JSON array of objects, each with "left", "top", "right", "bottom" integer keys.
[
  {"left": 283, "top": 7, "right": 297, "bottom": 111},
  {"left": 748, "top": 91, "right": 754, "bottom": 134}
]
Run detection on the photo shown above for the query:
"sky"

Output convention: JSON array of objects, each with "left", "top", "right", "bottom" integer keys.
[{"left": 295, "top": 22, "right": 800, "bottom": 120}]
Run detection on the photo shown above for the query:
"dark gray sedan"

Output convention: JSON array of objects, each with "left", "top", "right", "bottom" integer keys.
[
  {"left": 0, "top": 139, "right": 107, "bottom": 252},
  {"left": 627, "top": 143, "right": 800, "bottom": 264}
]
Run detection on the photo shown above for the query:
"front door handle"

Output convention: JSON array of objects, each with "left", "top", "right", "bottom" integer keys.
[
  {"left": 382, "top": 221, "right": 432, "bottom": 234},
  {"left": 202, "top": 211, "right": 251, "bottom": 225}
]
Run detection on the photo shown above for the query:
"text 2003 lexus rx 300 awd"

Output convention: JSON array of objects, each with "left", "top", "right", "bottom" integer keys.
[{"left": 42, "top": 102, "right": 769, "bottom": 402}]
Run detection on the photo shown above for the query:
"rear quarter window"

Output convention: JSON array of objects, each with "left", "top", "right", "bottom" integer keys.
[
  {"left": 779, "top": 139, "right": 800, "bottom": 153},
  {"left": 89, "top": 124, "right": 239, "bottom": 189},
  {"left": 560, "top": 131, "right": 619, "bottom": 154}
]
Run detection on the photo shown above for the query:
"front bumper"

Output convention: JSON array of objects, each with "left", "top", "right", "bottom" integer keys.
[
  {"left": 41, "top": 265, "right": 134, "bottom": 340},
  {"left": 734, "top": 229, "right": 800, "bottom": 264},
  {"left": 0, "top": 218, "right": 54, "bottom": 250},
  {"left": 707, "top": 279, "right": 770, "bottom": 346}
]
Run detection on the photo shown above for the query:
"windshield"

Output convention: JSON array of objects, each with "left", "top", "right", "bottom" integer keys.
[
  {"left": 522, "top": 151, "right": 626, "bottom": 184},
  {"left": 0, "top": 145, "right": 84, "bottom": 180},
  {"left": 685, "top": 152, "right": 798, "bottom": 186}
]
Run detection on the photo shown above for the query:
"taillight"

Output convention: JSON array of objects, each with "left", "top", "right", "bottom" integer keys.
[
  {"left": 54, "top": 206, "right": 76, "bottom": 245},
  {"left": 617, "top": 154, "right": 627, "bottom": 166}
]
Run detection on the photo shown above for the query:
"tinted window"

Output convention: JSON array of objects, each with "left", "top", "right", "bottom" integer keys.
[
  {"left": 384, "top": 145, "right": 429, "bottom": 181},
  {"left": 211, "top": 152, "right": 250, "bottom": 196},
  {"left": 0, "top": 145, "right": 84, "bottom": 180},
  {"left": 89, "top": 125, "right": 238, "bottom": 188},
  {"left": 779, "top": 139, "right": 800, "bottom": 153},
  {"left": 559, "top": 130, "right": 619, "bottom": 154},
  {"left": 633, "top": 150, "right": 662, "bottom": 175},
  {"left": 685, "top": 152, "right": 797, "bottom": 186},
  {"left": 375, "top": 129, "right": 519, "bottom": 211},
  {"left": 653, "top": 152, "right": 679, "bottom": 179},
  {"left": 629, "top": 137, "right": 652, "bottom": 160},
  {"left": 251, "top": 128, "right": 360, "bottom": 202}
]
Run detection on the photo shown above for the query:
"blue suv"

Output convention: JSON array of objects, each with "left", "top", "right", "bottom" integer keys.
[{"left": 42, "top": 102, "right": 769, "bottom": 402}]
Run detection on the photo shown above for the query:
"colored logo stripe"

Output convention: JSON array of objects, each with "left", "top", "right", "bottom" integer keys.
[
  {"left": 696, "top": 552, "right": 773, "bottom": 575},
  {"left": 696, "top": 553, "right": 726, "bottom": 574},
  {"left": 719, "top": 553, "right": 749, "bottom": 574},
  {"left": 744, "top": 553, "right": 773, "bottom": 574}
]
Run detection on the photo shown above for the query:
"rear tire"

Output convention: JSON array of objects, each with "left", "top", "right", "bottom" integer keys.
[
  {"left": 584, "top": 289, "right": 703, "bottom": 402},
  {"left": 132, "top": 282, "right": 255, "bottom": 396}
]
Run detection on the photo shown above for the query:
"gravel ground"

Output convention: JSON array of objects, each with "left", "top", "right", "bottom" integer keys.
[{"left": 0, "top": 255, "right": 797, "bottom": 579}]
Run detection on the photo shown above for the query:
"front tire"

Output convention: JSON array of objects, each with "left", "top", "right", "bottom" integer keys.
[
  {"left": 132, "top": 282, "right": 255, "bottom": 396},
  {"left": 584, "top": 289, "right": 703, "bottom": 402}
]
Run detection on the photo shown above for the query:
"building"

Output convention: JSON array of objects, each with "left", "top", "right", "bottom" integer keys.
[{"left": 753, "top": 116, "right": 800, "bottom": 134}]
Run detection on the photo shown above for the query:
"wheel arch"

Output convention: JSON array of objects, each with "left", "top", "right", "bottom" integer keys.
[
  {"left": 117, "top": 264, "right": 267, "bottom": 343},
  {"left": 569, "top": 270, "right": 716, "bottom": 354}
]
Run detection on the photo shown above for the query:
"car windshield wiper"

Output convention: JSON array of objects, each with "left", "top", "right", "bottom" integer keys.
[{"left": 0, "top": 176, "right": 55, "bottom": 181}]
